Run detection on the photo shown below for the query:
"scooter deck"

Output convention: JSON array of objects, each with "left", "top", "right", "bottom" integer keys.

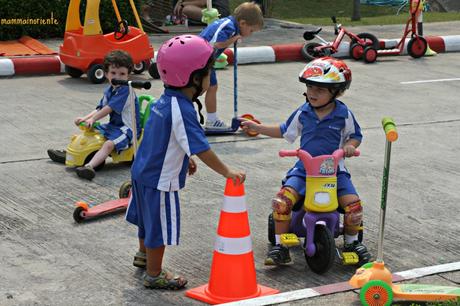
[
  {"left": 393, "top": 284, "right": 460, "bottom": 302},
  {"left": 80, "top": 198, "right": 129, "bottom": 218}
]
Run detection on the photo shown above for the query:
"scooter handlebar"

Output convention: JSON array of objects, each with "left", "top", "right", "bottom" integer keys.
[
  {"left": 381, "top": 117, "right": 398, "bottom": 142},
  {"left": 111, "top": 79, "right": 152, "bottom": 90}
]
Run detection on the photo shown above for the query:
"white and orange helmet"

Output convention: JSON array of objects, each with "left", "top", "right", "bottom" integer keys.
[{"left": 299, "top": 57, "right": 352, "bottom": 90}]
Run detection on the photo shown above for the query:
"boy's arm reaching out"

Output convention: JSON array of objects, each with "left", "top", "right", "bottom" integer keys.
[
  {"left": 196, "top": 149, "right": 246, "bottom": 184},
  {"left": 84, "top": 105, "right": 112, "bottom": 127},
  {"left": 240, "top": 120, "right": 283, "bottom": 138}
]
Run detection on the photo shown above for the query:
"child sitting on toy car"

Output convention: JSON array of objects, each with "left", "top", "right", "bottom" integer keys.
[{"left": 47, "top": 50, "right": 141, "bottom": 180}]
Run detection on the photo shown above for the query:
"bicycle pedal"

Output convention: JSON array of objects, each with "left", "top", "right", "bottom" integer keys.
[
  {"left": 280, "top": 233, "right": 300, "bottom": 247},
  {"left": 341, "top": 251, "right": 359, "bottom": 265}
]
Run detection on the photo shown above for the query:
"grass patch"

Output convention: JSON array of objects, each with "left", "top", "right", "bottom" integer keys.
[{"left": 230, "top": 0, "right": 460, "bottom": 26}]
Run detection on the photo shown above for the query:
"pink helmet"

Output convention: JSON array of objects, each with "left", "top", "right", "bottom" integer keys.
[{"left": 156, "top": 35, "right": 214, "bottom": 87}]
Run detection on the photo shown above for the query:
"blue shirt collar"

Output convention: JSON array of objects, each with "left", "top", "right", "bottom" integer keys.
[
  {"left": 229, "top": 16, "right": 240, "bottom": 35},
  {"left": 300, "top": 99, "right": 348, "bottom": 118},
  {"left": 164, "top": 88, "right": 193, "bottom": 103}
]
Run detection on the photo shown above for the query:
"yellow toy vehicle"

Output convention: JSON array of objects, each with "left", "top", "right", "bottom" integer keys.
[{"left": 48, "top": 93, "right": 155, "bottom": 169}]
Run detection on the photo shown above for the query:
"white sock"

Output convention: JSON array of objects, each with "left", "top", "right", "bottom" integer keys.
[
  {"left": 345, "top": 234, "right": 358, "bottom": 244},
  {"left": 275, "top": 234, "right": 281, "bottom": 245},
  {"left": 207, "top": 112, "right": 217, "bottom": 122}
]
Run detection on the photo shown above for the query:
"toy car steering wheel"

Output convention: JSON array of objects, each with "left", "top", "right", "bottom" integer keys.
[{"left": 114, "top": 20, "right": 129, "bottom": 40}]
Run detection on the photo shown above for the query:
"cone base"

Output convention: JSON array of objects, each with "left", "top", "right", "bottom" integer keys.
[{"left": 186, "top": 283, "right": 279, "bottom": 304}]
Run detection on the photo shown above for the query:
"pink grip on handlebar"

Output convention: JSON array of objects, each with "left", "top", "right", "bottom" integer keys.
[{"left": 279, "top": 150, "right": 298, "bottom": 157}]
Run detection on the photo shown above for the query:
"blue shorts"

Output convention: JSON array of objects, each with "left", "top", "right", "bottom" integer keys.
[
  {"left": 125, "top": 180, "right": 181, "bottom": 248},
  {"left": 283, "top": 172, "right": 357, "bottom": 198},
  {"left": 96, "top": 124, "right": 132, "bottom": 153},
  {"left": 210, "top": 68, "right": 217, "bottom": 86}
]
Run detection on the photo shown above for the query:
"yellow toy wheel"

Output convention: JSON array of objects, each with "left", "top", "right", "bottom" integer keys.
[{"left": 360, "top": 280, "right": 393, "bottom": 306}]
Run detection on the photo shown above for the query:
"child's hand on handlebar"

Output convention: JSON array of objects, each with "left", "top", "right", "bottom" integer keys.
[
  {"left": 224, "top": 169, "right": 246, "bottom": 185},
  {"left": 343, "top": 144, "right": 357, "bottom": 157},
  {"left": 239, "top": 117, "right": 259, "bottom": 134},
  {"left": 84, "top": 118, "right": 96, "bottom": 128},
  {"left": 74, "top": 117, "right": 85, "bottom": 126}
]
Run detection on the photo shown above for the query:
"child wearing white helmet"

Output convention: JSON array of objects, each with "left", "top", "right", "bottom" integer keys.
[
  {"left": 241, "top": 57, "right": 371, "bottom": 267},
  {"left": 125, "top": 35, "right": 246, "bottom": 290}
]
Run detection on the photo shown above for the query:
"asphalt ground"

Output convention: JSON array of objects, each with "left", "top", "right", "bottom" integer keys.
[{"left": 1, "top": 21, "right": 460, "bottom": 306}]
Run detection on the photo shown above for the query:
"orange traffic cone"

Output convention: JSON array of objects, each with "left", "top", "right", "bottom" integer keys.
[{"left": 186, "top": 178, "right": 279, "bottom": 304}]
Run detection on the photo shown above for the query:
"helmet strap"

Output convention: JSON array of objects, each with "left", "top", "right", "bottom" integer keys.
[{"left": 192, "top": 82, "right": 205, "bottom": 124}]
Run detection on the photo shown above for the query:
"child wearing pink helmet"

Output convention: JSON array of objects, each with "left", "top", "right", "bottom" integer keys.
[
  {"left": 241, "top": 57, "right": 371, "bottom": 267},
  {"left": 125, "top": 35, "right": 246, "bottom": 290}
]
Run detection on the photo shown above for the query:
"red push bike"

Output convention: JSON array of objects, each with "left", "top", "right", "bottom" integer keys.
[{"left": 302, "top": 16, "right": 379, "bottom": 63}]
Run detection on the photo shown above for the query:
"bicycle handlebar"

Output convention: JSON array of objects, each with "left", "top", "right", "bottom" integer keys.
[
  {"left": 381, "top": 117, "right": 398, "bottom": 142},
  {"left": 111, "top": 79, "right": 152, "bottom": 90},
  {"left": 279, "top": 148, "right": 360, "bottom": 159}
]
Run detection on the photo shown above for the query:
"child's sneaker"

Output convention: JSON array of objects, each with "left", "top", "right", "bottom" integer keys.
[
  {"left": 47, "top": 149, "right": 66, "bottom": 164},
  {"left": 76, "top": 165, "right": 96, "bottom": 180},
  {"left": 143, "top": 270, "right": 188, "bottom": 290},
  {"left": 133, "top": 251, "right": 146, "bottom": 268},
  {"left": 205, "top": 119, "right": 229, "bottom": 130},
  {"left": 344, "top": 240, "right": 372, "bottom": 266},
  {"left": 264, "top": 244, "right": 291, "bottom": 265}
]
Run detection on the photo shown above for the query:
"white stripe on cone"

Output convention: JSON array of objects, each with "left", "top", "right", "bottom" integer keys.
[
  {"left": 222, "top": 196, "right": 247, "bottom": 213},
  {"left": 214, "top": 235, "right": 252, "bottom": 255},
  {"left": 0, "top": 59, "right": 15, "bottom": 76}
]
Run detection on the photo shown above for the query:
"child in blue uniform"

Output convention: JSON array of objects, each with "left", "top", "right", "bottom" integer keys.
[
  {"left": 47, "top": 50, "right": 141, "bottom": 180},
  {"left": 241, "top": 57, "right": 372, "bottom": 267},
  {"left": 199, "top": 2, "right": 264, "bottom": 130},
  {"left": 125, "top": 35, "right": 246, "bottom": 290}
]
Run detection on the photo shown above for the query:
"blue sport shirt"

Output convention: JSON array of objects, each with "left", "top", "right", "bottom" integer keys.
[
  {"left": 280, "top": 100, "right": 363, "bottom": 178},
  {"left": 131, "top": 89, "right": 210, "bottom": 191},
  {"left": 96, "top": 85, "right": 141, "bottom": 136},
  {"left": 200, "top": 16, "right": 240, "bottom": 57}
]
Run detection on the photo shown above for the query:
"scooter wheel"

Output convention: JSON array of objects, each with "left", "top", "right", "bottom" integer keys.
[
  {"left": 73, "top": 206, "right": 86, "bottom": 223},
  {"left": 305, "top": 224, "right": 335, "bottom": 274},
  {"left": 360, "top": 280, "right": 393, "bottom": 306},
  {"left": 119, "top": 180, "right": 132, "bottom": 199},
  {"left": 268, "top": 213, "right": 275, "bottom": 246},
  {"left": 407, "top": 36, "right": 427, "bottom": 58}
]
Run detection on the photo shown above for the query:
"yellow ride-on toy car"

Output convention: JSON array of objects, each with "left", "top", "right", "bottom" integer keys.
[{"left": 48, "top": 93, "right": 155, "bottom": 170}]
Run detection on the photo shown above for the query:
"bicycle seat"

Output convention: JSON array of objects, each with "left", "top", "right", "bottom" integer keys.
[{"left": 303, "top": 28, "right": 322, "bottom": 41}]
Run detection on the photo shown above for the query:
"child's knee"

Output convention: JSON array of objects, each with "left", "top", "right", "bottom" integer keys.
[
  {"left": 341, "top": 197, "right": 363, "bottom": 229},
  {"left": 272, "top": 187, "right": 300, "bottom": 221},
  {"left": 103, "top": 140, "right": 115, "bottom": 151}
]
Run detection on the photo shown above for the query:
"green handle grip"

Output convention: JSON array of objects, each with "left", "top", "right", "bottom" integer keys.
[
  {"left": 79, "top": 121, "right": 100, "bottom": 128},
  {"left": 381, "top": 117, "right": 398, "bottom": 142}
]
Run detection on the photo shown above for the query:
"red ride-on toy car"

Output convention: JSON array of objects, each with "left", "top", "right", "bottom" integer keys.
[{"left": 60, "top": 0, "right": 155, "bottom": 83}]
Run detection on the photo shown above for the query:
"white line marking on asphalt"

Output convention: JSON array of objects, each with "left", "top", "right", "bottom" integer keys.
[
  {"left": 219, "top": 261, "right": 460, "bottom": 306},
  {"left": 401, "top": 78, "right": 460, "bottom": 84}
]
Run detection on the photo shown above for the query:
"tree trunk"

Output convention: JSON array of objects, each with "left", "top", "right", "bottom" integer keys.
[{"left": 352, "top": 0, "right": 361, "bottom": 21}]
